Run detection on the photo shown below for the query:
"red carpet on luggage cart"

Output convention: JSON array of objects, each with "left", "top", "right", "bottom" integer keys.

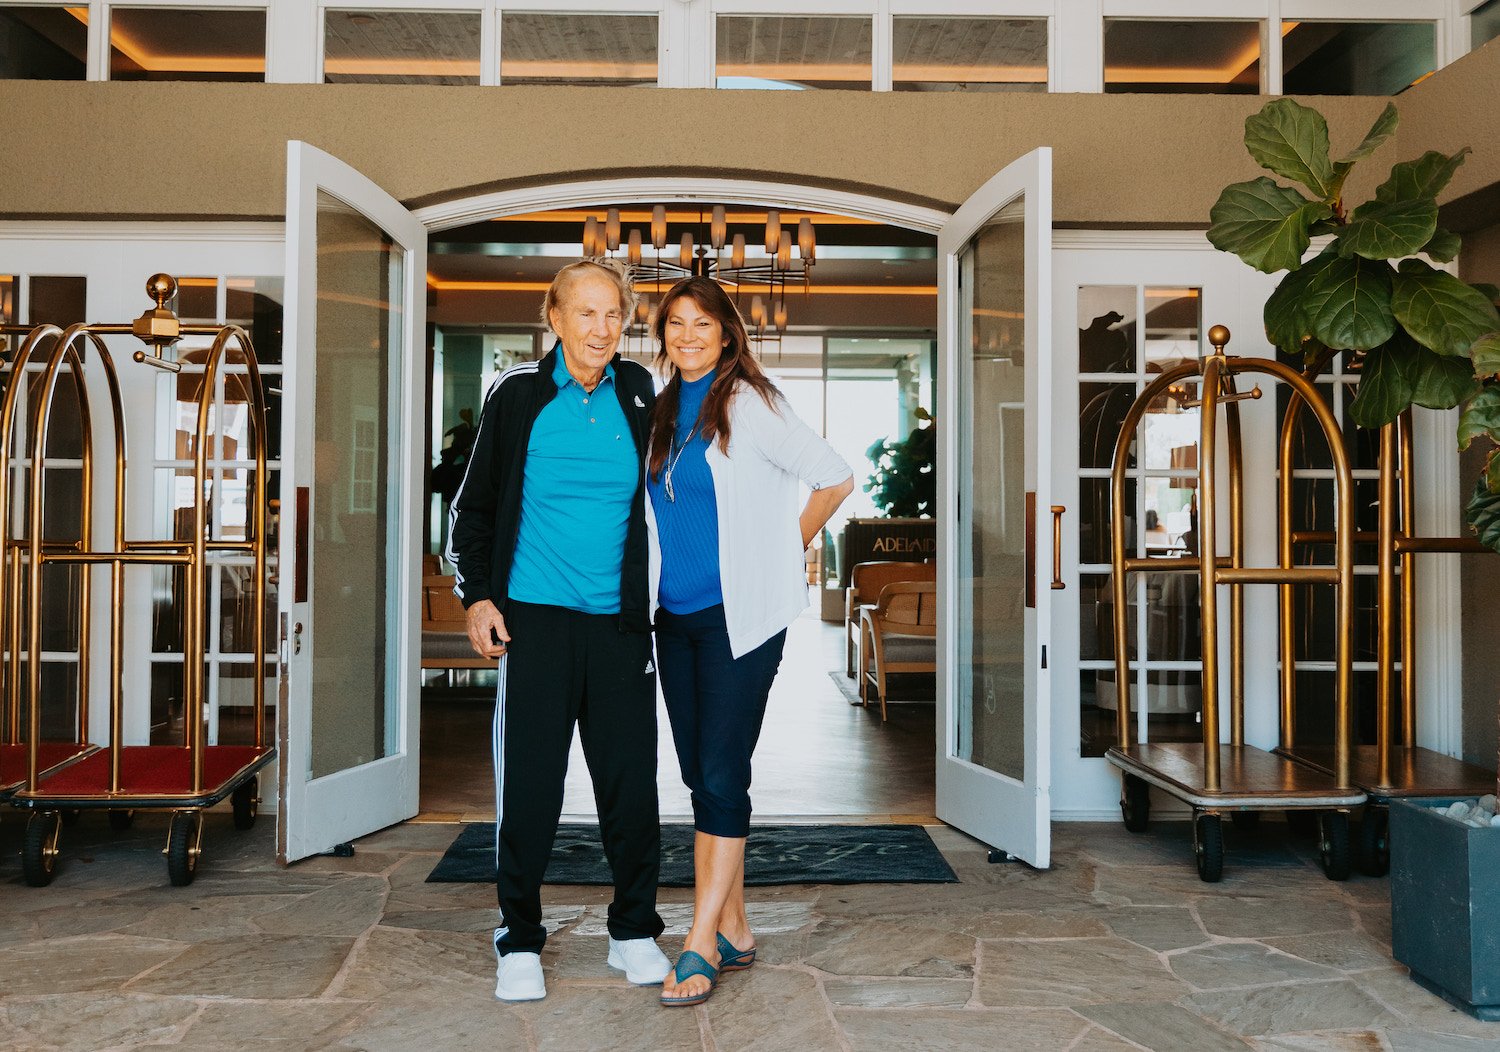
[
  {"left": 21, "top": 745, "right": 268, "bottom": 802},
  {"left": 0, "top": 742, "right": 95, "bottom": 792}
]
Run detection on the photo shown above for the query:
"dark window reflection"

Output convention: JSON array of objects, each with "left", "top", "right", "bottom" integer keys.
[{"left": 0, "top": 7, "right": 86, "bottom": 80}]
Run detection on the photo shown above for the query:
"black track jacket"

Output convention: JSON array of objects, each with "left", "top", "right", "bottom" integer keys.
[{"left": 445, "top": 345, "right": 657, "bottom": 632}]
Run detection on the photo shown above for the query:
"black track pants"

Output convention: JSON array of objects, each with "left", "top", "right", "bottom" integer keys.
[{"left": 492, "top": 599, "right": 664, "bottom": 955}]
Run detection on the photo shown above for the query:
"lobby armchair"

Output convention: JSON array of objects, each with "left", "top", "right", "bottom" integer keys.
[{"left": 858, "top": 580, "right": 938, "bottom": 722}]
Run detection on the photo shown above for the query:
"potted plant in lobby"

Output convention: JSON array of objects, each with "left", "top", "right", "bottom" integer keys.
[
  {"left": 864, "top": 407, "right": 936, "bottom": 518},
  {"left": 1206, "top": 97, "right": 1500, "bottom": 1018}
]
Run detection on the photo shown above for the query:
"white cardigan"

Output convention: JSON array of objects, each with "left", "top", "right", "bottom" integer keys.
[{"left": 647, "top": 382, "right": 853, "bottom": 658}]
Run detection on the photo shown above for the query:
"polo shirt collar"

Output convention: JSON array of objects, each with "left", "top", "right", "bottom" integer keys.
[{"left": 552, "top": 344, "right": 616, "bottom": 389}]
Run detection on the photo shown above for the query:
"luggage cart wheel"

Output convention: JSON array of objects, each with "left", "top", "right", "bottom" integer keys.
[
  {"left": 1319, "top": 811, "right": 1351, "bottom": 881},
  {"left": 1121, "top": 774, "right": 1150, "bottom": 833},
  {"left": 166, "top": 810, "right": 203, "bottom": 887},
  {"left": 22, "top": 810, "right": 62, "bottom": 887},
  {"left": 1357, "top": 806, "right": 1389, "bottom": 878},
  {"left": 1230, "top": 811, "right": 1260, "bottom": 831},
  {"left": 1194, "top": 812, "right": 1224, "bottom": 883},
  {"left": 60, "top": 809, "right": 81, "bottom": 828},
  {"left": 232, "top": 777, "right": 258, "bottom": 831},
  {"left": 108, "top": 809, "right": 134, "bottom": 831}
]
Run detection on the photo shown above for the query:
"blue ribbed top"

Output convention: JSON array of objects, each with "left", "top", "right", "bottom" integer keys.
[{"left": 648, "top": 371, "right": 722, "bottom": 615}]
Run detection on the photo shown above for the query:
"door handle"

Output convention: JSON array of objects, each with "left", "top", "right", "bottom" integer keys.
[
  {"left": 1051, "top": 505, "right": 1066, "bottom": 590},
  {"left": 1024, "top": 491, "right": 1036, "bottom": 609}
]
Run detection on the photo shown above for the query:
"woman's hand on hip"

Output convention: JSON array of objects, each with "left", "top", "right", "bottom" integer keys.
[{"left": 466, "top": 599, "right": 510, "bottom": 658}]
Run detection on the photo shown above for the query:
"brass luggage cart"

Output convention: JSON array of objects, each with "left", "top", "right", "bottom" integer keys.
[
  {"left": 0, "top": 324, "right": 99, "bottom": 803},
  {"left": 1106, "top": 327, "right": 1366, "bottom": 883},
  {"left": 1276, "top": 381, "right": 1496, "bottom": 876},
  {"left": 7, "top": 276, "right": 275, "bottom": 887}
]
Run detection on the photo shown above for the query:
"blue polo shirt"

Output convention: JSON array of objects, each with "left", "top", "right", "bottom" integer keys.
[{"left": 507, "top": 351, "right": 638, "bottom": 614}]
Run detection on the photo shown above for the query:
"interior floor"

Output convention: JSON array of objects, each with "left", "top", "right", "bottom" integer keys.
[{"left": 419, "top": 615, "right": 936, "bottom": 822}]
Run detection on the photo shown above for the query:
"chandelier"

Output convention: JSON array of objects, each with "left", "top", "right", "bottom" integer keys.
[{"left": 582, "top": 205, "right": 816, "bottom": 344}]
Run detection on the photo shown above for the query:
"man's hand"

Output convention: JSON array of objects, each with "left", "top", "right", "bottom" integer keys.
[{"left": 465, "top": 599, "right": 510, "bottom": 658}]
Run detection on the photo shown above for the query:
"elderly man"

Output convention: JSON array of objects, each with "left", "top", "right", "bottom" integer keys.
[{"left": 446, "top": 259, "right": 667, "bottom": 1002}]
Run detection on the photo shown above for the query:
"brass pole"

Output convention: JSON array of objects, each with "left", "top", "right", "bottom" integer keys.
[
  {"left": 84, "top": 330, "right": 128, "bottom": 794},
  {"left": 1225, "top": 372, "right": 1246, "bottom": 748},
  {"left": 1108, "top": 362, "right": 1200, "bottom": 752},
  {"left": 1265, "top": 359, "right": 1356, "bottom": 790},
  {"left": 233, "top": 329, "right": 270, "bottom": 752},
  {"left": 24, "top": 324, "right": 90, "bottom": 790},
  {"left": 1198, "top": 354, "right": 1223, "bottom": 793},
  {"left": 0, "top": 327, "right": 61, "bottom": 747},
  {"left": 71, "top": 351, "right": 93, "bottom": 759},
  {"left": 1398, "top": 410, "right": 1417, "bottom": 749},
  {"left": 1376, "top": 423, "right": 1397, "bottom": 788},
  {"left": 1276, "top": 384, "right": 1299, "bottom": 753}
]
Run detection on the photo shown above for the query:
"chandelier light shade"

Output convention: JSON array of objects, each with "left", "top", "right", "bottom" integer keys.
[
  {"left": 651, "top": 205, "right": 667, "bottom": 249},
  {"left": 711, "top": 205, "right": 727, "bottom": 250},
  {"left": 798, "top": 217, "right": 816, "bottom": 262},
  {"left": 582, "top": 203, "right": 815, "bottom": 345},
  {"left": 605, "top": 208, "right": 621, "bottom": 252}
]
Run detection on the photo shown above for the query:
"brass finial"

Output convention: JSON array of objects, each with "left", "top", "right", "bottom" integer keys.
[
  {"left": 131, "top": 273, "right": 183, "bottom": 372},
  {"left": 1208, "top": 325, "right": 1231, "bottom": 353}
]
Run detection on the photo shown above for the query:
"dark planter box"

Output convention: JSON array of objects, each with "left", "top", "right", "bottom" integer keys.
[{"left": 1390, "top": 796, "right": 1500, "bottom": 1020}]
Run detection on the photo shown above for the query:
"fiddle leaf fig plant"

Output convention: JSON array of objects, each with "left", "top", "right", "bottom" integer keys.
[{"left": 1207, "top": 97, "right": 1500, "bottom": 553}]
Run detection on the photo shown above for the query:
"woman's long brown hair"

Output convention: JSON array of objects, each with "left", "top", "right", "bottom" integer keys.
[{"left": 648, "top": 276, "right": 780, "bottom": 481}]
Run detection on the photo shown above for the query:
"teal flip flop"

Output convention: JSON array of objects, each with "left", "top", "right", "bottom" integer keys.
[
  {"left": 660, "top": 950, "right": 719, "bottom": 1007},
  {"left": 716, "top": 932, "right": 757, "bottom": 972}
]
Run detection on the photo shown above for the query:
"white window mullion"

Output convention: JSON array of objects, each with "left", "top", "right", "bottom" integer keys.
[
  {"left": 88, "top": 1, "right": 109, "bottom": 81},
  {"left": 872, "top": 0, "right": 892, "bottom": 90},
  {"left": 1265, "top": 0, "right": 1284, "bottom": 93},
  {"left": 480, "top": 4, "right": 499, "bottom": 86},
  {"left": 1052, "top": 0, "right": 1102, "bottom": 92}
]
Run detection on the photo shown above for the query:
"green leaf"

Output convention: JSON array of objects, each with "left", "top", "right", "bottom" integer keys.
[
  {"left": 1409, "top": 341, "right": 1481, "bottom": 409},
  {"left": 1244, "top": 99, "right": 1338, "bottom": 200},
  {"left": 1391, "top": 259, "right": 1500, "bottom": 357},
  {"left": 1263, "top": 250, "right": 1339, "bottom": 353},
  {"left": 1489, "top": 451, "right": 1500, "bottom": 494},
  {"left": 1340, "top": 103, "right": 1400, "bottom": 164},
  {"left": 1337, "top": 197, "right": 1438, "bottom": 260},
  {"left": 1348, "top": 341, "right": 1415, "bottom": 427},
  {"left": 1466, "top": 475, "right": 1500, "bottom": 554},
  {"left": 1458, "top": 385, "right": 1500, "bottom": 450},
  {"left": 1302, "top": 255, "right": 1396, "bottom": 351},
  {"left": 1471, "top": 332, "right": 1500, "bottom": 380},
  {"left": 1208, "top": 179, "right": 1331, "bottom": 274},
  {"left": 1423, "top": 228, "right": 1461, "bottom": 263},
  {"left": 1375, "top": 147, "right": 1471, "bottom": 204},
  {"left": 1475, "top": 283, "right": 1500, "bottom": 305}
]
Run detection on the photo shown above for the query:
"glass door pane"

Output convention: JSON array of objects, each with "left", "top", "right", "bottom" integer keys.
[
  {"left": 956, "top": 198, "right": 1026, "bottom": 781},
  {"left": 309, "top": 191, "right": 401, "bottom": 779}
]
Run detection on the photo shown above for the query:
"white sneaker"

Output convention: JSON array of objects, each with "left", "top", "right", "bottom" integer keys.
[
  {"left": 493, "top": 928, "right": 545, "bottom": 1002},
  {"left": 607, "top": 936, "right": 672, "bottom": 985}
]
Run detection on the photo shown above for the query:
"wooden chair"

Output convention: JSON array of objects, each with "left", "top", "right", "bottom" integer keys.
[
  {"left": 422, "top": 574, "right": 495, "bottom": 682},
  {"left": 422, "top": 553, "right": 442, "bottom": 576},
  {"left": 858, "top": 580, "right": 938, "bottom": 722},
  {"left": 845, "top": 560, "right": 936, "bottom": 679}
]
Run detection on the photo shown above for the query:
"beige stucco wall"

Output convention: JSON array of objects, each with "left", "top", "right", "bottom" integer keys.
[{"left": 1, "top": 44, "right": 1492, "bottom": 226}]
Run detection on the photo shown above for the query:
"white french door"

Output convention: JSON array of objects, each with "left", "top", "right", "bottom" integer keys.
[
  {"left": 936, "top": 148, "right": 1053, "bottom": 868},
  {"left": 277, "top": 142, "right": 426, "bottom": 863}
]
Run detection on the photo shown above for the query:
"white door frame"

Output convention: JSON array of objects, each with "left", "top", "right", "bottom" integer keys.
[
  {"left": 278, "top": 142, "right": 427, "bottom": 862},
  {"left": 934, "top": 148, "right": 1053, "bottom": 866}
]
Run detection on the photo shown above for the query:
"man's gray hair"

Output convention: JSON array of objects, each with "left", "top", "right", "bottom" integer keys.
[{"left": 541, "top": 258, "right": 639, "bottom": 330}]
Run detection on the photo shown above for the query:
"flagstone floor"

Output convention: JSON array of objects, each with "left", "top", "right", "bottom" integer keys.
[{"left": 1, "top": 809, "right": 1497, "bottom": 1051}]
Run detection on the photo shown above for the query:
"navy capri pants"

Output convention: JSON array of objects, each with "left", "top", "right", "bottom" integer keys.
[{"left": 655, "top": 603, "right": 786, "bottom": 838}]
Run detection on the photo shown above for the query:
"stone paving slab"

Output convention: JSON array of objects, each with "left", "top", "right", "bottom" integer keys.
[{"left": 3, "top": 814, "right": 1500, "bottom": 1051}]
